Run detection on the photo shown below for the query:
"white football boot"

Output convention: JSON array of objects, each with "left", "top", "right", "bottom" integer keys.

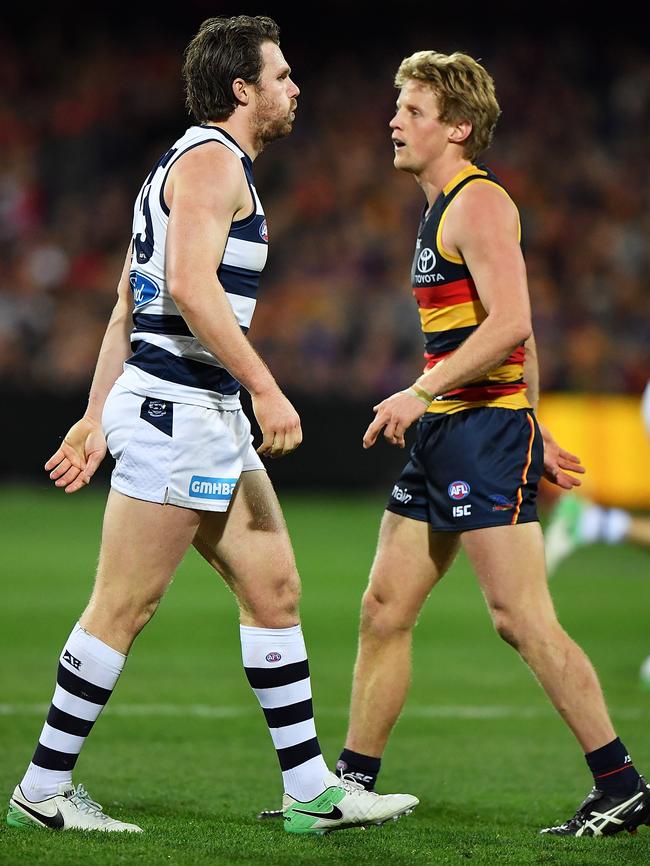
[
  {"left": 7, "top": 782, "right": 142, "bottom": 832},
  {"left": 283, "top": 771, "right": 418, "bottom": 834}
]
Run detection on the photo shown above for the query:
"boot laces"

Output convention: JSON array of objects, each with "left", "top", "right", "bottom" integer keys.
[{"left": 67, "top": 784, "right": 108, "bottom": 819}]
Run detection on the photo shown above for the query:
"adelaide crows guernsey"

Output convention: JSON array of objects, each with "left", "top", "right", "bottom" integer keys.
[
  {"left": 412, "top": 164, "right": 530, "bottom": 415},
  {"left": 116, "top": 125, "right": 268, "bottom": 409}
]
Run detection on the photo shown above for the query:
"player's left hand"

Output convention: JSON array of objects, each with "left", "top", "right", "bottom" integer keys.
[
  {"left": 538, "top": 422, "right": 585, "bottom": 489},
  {"left": 363, "top": 391, "right": 427, "bottom": 449}
]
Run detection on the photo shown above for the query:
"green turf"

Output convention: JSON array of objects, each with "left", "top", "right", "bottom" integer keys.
[{"left": 1, "top": 486, "right": 650, "bottom": 865}]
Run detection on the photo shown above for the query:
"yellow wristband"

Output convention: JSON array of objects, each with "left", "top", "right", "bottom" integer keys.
[
  {"left": 404, "top": 384, "right": 434, "bottom": 407},
  {"left": 415, "top": 378, "right": 437, "bottom": 402}
]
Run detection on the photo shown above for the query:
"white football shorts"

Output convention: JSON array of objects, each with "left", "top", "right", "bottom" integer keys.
[{"left": 102, "top": 384, "right": 264, "bottom": 511}]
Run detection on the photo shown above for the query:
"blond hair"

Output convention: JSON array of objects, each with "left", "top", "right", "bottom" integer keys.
[{"left": 395, "top": 51, "right": 501, "bottom": 161}]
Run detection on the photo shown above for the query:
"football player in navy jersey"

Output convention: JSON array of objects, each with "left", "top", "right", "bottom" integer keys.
[
  {"left": 332, "top": 51, "right": 649, "bottom": 838},
  {"left": 7, "top": 16, "right": 417, "bottom": 835}
]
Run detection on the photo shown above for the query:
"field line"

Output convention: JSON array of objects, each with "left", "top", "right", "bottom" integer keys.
[{"left": 0, "top": 703, "right": 647, "bottom": 721}]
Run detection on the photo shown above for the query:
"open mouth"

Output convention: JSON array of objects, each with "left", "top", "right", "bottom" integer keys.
[{"left": 392, "top": 139, "right": 405, "bottom": 149}]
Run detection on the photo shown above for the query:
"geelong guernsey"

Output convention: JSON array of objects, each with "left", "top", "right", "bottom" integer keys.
[
  {"left": 412, "top": 164, "right": 531, "bottom": 415},
  {"left": 116, "top": 125, "right": 268, "bottom": 409}
]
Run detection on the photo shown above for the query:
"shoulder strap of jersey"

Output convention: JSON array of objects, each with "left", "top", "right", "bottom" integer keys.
[
  {"left": 437, "top": 164, "right": 520, "bottom": 263},
  {"left": 158, "top": 127, "right": 253, "bottom": 218}
]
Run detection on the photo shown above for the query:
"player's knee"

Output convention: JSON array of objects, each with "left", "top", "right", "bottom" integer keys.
[
  {"left": 275, "top": 569, "right": 301, "bottom": 618},
  {"left": 491, "top": 608, "right": 523, "bottom": 650},
  {"left": 86, "top": 594, "right": 162, "bottom": 641},
  {"left": 360, "top": 587, "right": 415, "bottom": 638},
  {"left": 491, "top": 607, "right": 559, "bottom": 653},
  {"left": 243, "top": 568, "right": 301, "bottom": 627}
]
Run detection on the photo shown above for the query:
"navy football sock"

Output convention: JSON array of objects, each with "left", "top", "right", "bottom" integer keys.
[
  {"left": 585, "top": 737, "right": 640, "bottom": 796},
  {"left": 336, "top": 748, "right": 381, "bottom": 791}
]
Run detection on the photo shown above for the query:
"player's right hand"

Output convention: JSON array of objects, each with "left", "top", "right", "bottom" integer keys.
[
  {"left": 363, "top": 389, "right": 427, "bottom": 449},
  {"left": 252, "top": 389, "right": 302, "bottom": 458},
  {"left": 537, "top": 422, "right": 585, "bottom": 490},
  {"left": 45, "top": 417, "right": 107, "bottom": 494}
]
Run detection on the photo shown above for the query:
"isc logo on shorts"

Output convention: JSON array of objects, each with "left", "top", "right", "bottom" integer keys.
[{"left": 189, "top": 476, "right": 238, "bottom": 500}]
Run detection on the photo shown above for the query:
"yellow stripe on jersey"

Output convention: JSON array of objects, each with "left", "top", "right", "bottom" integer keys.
[
  {"left": 483, "top": 362, "right": 526, "bottom": 384},
  {"left": 442, "top": 165, "right": 488, "bottom": 196},
  {"left": 419, "top": 299, "right": 487, "bottom": 332},
  {"left": 436, "top": 178, "right": 522, "bottom": 265},
  {"left": 425, "top": 390, "right": 531, "bottom": 415}
]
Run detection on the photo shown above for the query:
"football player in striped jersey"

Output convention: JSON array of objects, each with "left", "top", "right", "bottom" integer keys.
[{"left": 7, "top": 16, "right": 417, "bottom": 836}]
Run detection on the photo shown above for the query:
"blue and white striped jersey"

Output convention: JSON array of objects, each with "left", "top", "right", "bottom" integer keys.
[{"left": 116, "top": 125, "right": 268, "bottom": 408}]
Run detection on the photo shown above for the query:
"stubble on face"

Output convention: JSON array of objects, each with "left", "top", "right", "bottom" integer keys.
[{"left": 252, "top": 87, "right": 296, "bottom": 150}]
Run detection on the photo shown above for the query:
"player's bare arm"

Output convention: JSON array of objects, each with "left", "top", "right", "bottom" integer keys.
[
  {"left": 420, "top": 182, "right": 531, "bottom": 392},
  {"left": 165, "top": 143, "right": 301, "bottom": 458},
  {"left": 364, "top": 182, "right": 531, "bottom": 449},
  {"left": 45, "top": 241, "right": 134, "bottom": 493}
]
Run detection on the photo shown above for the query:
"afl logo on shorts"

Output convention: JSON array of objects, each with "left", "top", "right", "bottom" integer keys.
[
  {"left": 417, "top": 247, "right": 436, "bottom": 273},
  {"left": 265, "top": 652, "right": 282, "bottom": 663},
  {"left": 259, "top": 219, "right": 268, "bottom": 242},
  {"left": 448, "top": 480, "right": 471, "bottom": 500}
]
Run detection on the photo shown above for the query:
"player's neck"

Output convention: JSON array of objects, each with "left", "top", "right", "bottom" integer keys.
[
  {"left": 416, "top": 156, "right": 473, "bottom": 207},
  {"left": 202, "top": 119, "right": 259, "bottom": 162}
]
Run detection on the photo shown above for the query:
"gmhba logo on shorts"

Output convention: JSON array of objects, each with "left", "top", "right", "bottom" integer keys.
[{"left": 189, "top": 476, "right": 238, "bottom": 500}]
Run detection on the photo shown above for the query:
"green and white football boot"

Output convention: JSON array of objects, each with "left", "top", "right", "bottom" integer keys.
[
  {"left": 7, "top": 782, "right": 142, "bottom": 832},
  {"left": 283, "top": 772, "right": 418, "bottom": 835}
]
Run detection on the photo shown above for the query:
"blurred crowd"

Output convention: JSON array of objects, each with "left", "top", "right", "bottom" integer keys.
[{"left": 1, "top": 27, "right": 648, "bottom": 399}]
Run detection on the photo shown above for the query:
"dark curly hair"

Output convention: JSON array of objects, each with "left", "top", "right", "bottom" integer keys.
[{"left": 182, "top": 16, "right": 280, "bottom": 123}]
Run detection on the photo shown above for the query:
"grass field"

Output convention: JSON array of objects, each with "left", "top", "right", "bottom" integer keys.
[{"left": 1, "top": 486, "right": 650, "bottom": 865}]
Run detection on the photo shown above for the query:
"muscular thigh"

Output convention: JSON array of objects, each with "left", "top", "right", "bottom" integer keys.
[
  {"left": 462, "top": 521, "right": 557, "bottom": 624},
  {"left": 90, "top": 489, "right": 202, "bottom": 609},
  {"left": 192, "top": 469, "right": 299, "bottom": 619},
  {"left": 365, "top": 511, "right": 460, "bottom": 626}
]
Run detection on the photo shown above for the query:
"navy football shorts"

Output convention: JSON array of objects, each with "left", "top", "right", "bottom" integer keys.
[{"left": 386, "top": 407, "right": 543, "bottom": 531}]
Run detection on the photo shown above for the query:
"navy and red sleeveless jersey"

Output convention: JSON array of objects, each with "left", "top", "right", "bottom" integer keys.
[{"left": 411, "top": 163, "right": 530, "bottom": 415}]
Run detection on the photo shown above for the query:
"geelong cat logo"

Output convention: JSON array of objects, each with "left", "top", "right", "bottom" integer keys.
[{"left": 147, "top": 401, "right": 166, "bottom": 418}]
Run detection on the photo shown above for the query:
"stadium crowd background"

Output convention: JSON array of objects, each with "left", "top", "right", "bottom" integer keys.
[{"left": 2, "top": 15, "right": 648, "bottom": 395}]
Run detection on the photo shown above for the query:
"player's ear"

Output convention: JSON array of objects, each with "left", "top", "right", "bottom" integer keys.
[
  {"left": 232, "top": 78, "right": 250, "bottom": 107},
  {"left": 449, "top": 119, "right": 472, "bottom": 146}
]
